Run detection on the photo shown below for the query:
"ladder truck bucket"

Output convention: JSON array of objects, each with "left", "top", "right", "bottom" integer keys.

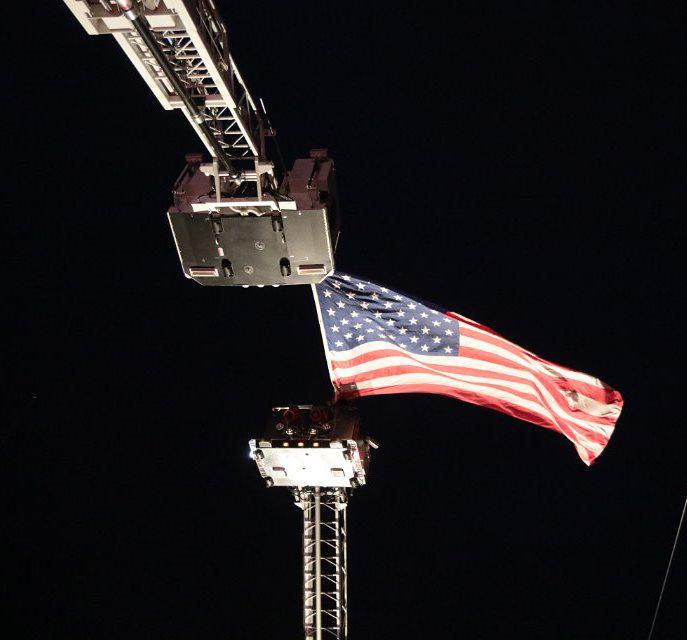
[{"left": 168, "top": 150, "right": 339, "bottom": 287}]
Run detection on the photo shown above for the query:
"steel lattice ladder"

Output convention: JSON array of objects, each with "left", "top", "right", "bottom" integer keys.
[{"left": 299, "top": 487, "right": 349, "bottom": 640}]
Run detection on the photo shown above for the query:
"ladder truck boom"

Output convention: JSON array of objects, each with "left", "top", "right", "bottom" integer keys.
[
  {"left": 250, "top": 404, "right": 378, "bottom": 640},
  {"left": 65, "top": 0, "right": 264, "bottom": 177},
  {"left": 62, "top": 0, "right": 339, "bottom": 287}
]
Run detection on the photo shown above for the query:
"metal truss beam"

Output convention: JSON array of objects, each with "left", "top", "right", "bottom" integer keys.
[
  {"left": 298, "top": 487, "right": 348, "bottom": 640},
  {"left": 63, "top": 1, "right": 268, "bottom": 178}
]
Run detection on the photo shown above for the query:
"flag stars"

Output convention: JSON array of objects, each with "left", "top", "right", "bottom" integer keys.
[
  {"left": 342, "top": 275, "right": 351, "bottom": 281},
  {"left": 319, "top": 277, "right": 459, "bottom": 357}
]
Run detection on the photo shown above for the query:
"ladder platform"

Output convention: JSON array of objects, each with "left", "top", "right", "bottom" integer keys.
[{"left": 250, "top": 405, "right": 370, "bottom": 488}]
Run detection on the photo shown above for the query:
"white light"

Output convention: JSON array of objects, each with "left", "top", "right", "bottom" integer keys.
[{"left": 189, "top": 267, "right": 219, "bottom": 277}]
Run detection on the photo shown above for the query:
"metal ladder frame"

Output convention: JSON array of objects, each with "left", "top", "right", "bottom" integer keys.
[{"left": 297, "top": 487, "right": 349, "bottom": 640}]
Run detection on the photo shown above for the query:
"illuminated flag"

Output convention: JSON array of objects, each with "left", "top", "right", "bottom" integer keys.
[{"left": 312, "top": 272, "right": 623, "bottom": 465}]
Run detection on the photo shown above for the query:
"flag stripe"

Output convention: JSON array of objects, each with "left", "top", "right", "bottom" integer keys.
[
  {"left": 346, "top": 384, "right": 598, "bottom": 466},
  {"left": 457, "top": 347, "right": 618, "bottom": 407},
  {"left": 331, "top": 356, "right": 617, "bottom": 429},
  {"left": 330, "top": 342, "right": 614, "bottom": 408},
  {"left": 453, "top": 315, "right": 609, "bottom": 389},
  {"left": 332, "top": 360, "right": 614, "bottom": 437},
  {"left": 459, "top": 330, "right": 609, "bottom": 391}
]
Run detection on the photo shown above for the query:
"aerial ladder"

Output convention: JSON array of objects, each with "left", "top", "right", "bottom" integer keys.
[
  {"left": 61, "top": 5, "right": 365, "bottom": 637},
  {"left": 63, "top": 0, "right": 339, "bottom": 286},
  {"left": 250, "top": 404, "right": 378, "bottom": 640}
]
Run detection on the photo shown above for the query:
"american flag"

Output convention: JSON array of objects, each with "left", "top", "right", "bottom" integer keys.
[{"left": 312, "top": 272, "right": 623, "bottom": 465}]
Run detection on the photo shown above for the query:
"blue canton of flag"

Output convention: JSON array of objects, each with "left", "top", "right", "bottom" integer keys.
[{"left": 313, "top": 272, "right": 460, "bottom": 356}]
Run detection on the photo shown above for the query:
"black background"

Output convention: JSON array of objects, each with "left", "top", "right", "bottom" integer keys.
[{"left": 3, "top": 2, "right": 684, "bottom": 638}]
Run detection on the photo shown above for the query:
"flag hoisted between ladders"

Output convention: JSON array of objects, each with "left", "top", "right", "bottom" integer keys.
[{"left": 312, "top": 272, "right": 623, "bottom": 465}]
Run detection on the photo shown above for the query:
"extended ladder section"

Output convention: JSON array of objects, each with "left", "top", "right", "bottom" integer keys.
[
  {"left": 250, "top": 405, "right": 377, "bottom": 640},
  {"left": 63, "top": 0, "right": 265, "bottom": 179}
]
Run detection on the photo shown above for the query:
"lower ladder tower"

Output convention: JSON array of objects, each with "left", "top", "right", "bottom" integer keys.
[
  {"left": 250, "top": 404, "right": 377, "bottom": 640},
  {"left": 300, "top": 487, "right": 348, "bottom": 640}
]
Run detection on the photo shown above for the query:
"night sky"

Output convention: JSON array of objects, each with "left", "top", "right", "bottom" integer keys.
[{"left": 3, "top": 2, "right": 684, "bottom": 638}]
